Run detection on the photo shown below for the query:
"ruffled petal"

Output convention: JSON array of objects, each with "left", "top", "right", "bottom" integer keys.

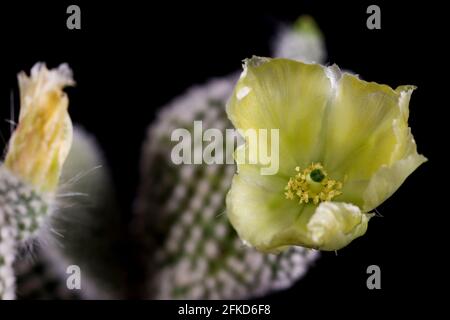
[
  {"left": 328, "top": 84, "right": 427, "bottom": 209},
  {"left": 361, "top": 136, "right": 427, "bottom": 212},
  {"left": 322, "top": 73, "right": 404, "bottom": 178},
  {"left": 305, "top": 201, "right": 373, "bottom": 251}
]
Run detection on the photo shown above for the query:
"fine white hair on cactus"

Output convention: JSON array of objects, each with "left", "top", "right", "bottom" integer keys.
[{"left": 41, "top": 126, "right": 126, "bottom": 300}]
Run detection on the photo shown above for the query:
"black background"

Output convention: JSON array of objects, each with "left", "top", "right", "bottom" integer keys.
[{"left": 0, "top": 0, "right": 444, "bottom": 308}]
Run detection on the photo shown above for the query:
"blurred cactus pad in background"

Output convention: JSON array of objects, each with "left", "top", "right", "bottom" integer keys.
[{"left": 0, "top": 16, "right": 324, "bottom": 300}]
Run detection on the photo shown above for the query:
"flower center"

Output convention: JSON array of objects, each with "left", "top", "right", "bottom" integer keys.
[{"left": 285, "top": 163, "right": 343, "bottom": 205}]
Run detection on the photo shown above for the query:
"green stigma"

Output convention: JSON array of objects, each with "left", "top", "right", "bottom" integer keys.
[{"left": 310, "top": 169, "right": 325, "bottom": 182}]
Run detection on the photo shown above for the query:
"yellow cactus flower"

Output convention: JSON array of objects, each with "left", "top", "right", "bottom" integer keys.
[
  {"left": 4, "top": 63, "right": 74, "bottom": 193},
  {"left": 226, "top": 57, "right": 427, "bottom": 252}
]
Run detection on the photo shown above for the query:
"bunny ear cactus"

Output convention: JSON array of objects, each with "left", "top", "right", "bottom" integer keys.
[
  {"left": 0, "top": 63, "right": 74, "bottom": 300},
  {"left": 0, "top": 15, "right": 428, "bottom": 301}
]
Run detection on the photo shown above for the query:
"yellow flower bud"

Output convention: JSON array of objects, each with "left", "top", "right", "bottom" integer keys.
[{"left": 5, "top": 63, "right": 74, "bottom": 193}]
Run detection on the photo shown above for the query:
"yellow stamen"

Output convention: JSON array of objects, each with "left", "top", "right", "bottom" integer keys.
[{"left": 285, "top": 163, "right": 343, "bottom": 205}]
